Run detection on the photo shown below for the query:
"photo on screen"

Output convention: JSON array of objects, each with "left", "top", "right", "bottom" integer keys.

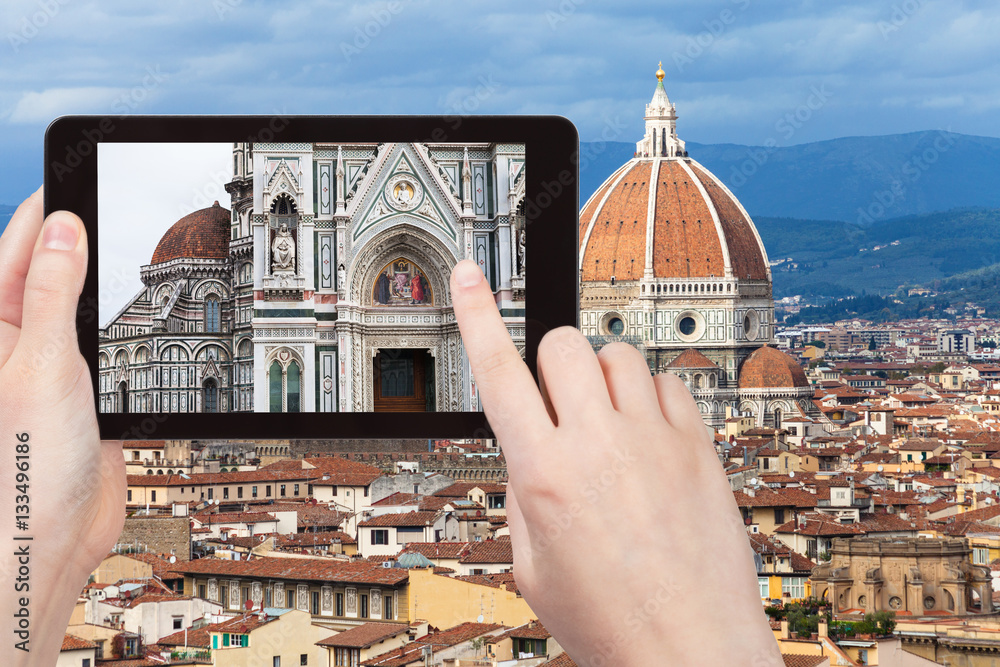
[{"left": 97, "top": 141, "right": 527, "bottom": 414}]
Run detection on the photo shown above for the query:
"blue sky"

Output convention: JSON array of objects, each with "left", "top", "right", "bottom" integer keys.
[{"left": 2, "top": 0, "right": 1000, "bottom": 208}]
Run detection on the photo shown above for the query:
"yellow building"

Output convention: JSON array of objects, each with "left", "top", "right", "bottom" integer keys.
[
  {"left": 171, "top": 556, "right": 409, "bottom": 629},
  {"left": 405, "top": 567, "right": 536, "bottom": 630}
]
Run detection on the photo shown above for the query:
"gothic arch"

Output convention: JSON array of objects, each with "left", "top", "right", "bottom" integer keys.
[{"left": 349, "top": 223, "right": 457, "bottom": 306}]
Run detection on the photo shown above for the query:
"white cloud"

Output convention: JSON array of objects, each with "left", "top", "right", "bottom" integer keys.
[{"left": 8, "top": 87, "right": 124, "bottom": 124}]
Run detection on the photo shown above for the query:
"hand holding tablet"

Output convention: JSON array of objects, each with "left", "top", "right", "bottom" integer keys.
[
  {"left": 0, "top": 191, "right": 126, "bottom": 665},
  {"left": 449, "top": 257, "right": 783, "bottom": 665},
  {"left": 45, "top": 115, "right": 579, "bottom": 440}
]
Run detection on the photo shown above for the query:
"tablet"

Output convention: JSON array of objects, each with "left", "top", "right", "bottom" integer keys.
[{"left": 44, "top": 115, "right": 579, "bottom": 440}]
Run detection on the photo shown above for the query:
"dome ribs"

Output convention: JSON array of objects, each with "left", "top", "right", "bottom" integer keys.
[
  {"left": 150, "top": 202, "right": 232, "bottom": 265},
  {"left": 652, "top": 161, "right": 724, "bottom": 278},
  {"left": 581, "top": 161, "right": 651, "bottom": 281},
  {"left": 688, "top": 163, "right": 768, "bottom": 281}
]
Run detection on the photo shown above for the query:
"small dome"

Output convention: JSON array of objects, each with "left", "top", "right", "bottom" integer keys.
[
  {"left": 666, "top": 348, "right": 718, "bottom": 370},
  {"left": 150, "top": 201, "right": 230, "bottom": 264},
  {"left": 739, "top": 346, "right": 809, "bottom": 389}
]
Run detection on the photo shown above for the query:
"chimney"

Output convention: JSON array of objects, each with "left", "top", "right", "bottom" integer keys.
[
  {"left": 818, "top": 618, "right": 828, "bottom": 639},
  {"left": 780, "top": 620, "right": 790, "bottom": 639}
]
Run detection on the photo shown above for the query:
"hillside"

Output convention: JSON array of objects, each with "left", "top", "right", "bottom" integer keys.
[{"left": 580, "top": 131, "right": 1000, "bottom": 222}]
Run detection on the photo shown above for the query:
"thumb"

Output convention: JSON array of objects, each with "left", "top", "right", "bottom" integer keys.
[{"left": 19, "top": 211, "right": 88, "bottom": 353}]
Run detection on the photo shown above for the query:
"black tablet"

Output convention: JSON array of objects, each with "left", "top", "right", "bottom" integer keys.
[{"left": 44, "top": 115, "right": 579, "bottom": 440}]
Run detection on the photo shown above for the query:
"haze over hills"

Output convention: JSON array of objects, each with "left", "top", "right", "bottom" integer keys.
[{"left": 580, "top": 131, "right": 1000, "bottom": 223}]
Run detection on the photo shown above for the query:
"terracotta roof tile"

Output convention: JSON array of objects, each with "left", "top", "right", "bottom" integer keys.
[
  {"left": 150, "top": 202, "right": 231, "bottom": 264},
  {"left": 61, "top": 634, "right": 97, "bottom": 651},
  {"left": 316, "top": 622, "right": 411, "bottom": 648},
  {"left": 739, "top": 346, "right": 809, "bottom": 389},
  {"left": 689, "top": 162, "right": 768, "bottom": 280},
  {"left": 666, "top": 348, "right": 719, "bottom": 369},
  {"left": 168, "top": 555, "right": 407, "bottom": 586}
]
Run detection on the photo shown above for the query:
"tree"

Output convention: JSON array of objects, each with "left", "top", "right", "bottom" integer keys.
[
  {"left": 868, "top": 337, "right": 877, "bottom": 351},
  {"left": 806, "top": 340, "right": 826, "bottom": 348}
]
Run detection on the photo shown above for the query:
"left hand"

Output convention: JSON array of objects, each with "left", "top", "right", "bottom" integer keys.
[{"left": 0, "top": 188, "right": 126, "bottom": 665}]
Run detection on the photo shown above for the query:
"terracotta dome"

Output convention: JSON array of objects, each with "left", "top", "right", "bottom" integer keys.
[
  {"left": 150, "top": 201, "right": 231, "bottom": 264},
  {"left": 738, "top": 346, "right": 809, "bottom": 389},
  {"left": 579, "top": 157, "right": 769, "bottom": 282},
  {"left": 666, "top": 348, "right": 718, "bottom": 369}
]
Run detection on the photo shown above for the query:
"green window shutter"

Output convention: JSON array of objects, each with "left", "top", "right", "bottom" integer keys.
[
  {"left": 242, "top": 634, "right": 249, "bottom": 647},
  {"left": 213, "top": 635, "right": 218, "bottom": 649},
  {"left": 223, "top": 633, "right": 230, "bottom": 647}
]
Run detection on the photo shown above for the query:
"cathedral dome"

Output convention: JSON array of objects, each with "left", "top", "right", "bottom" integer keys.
[
  {"left": 579, "top": 68, "right": 769, "bottom": 284},
  {"left": 738, "top": 346, "right": 809, "bottom": 389},
  {"left": 150, "top": 201, "right": 231, "bottom": 264},
  {"left": 579, "top": 158, "right": 769, "bottom": 282}
]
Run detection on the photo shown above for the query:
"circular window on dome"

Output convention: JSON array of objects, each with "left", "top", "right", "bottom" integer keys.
[
  {"left": 601, "top": 312, "right": 627, "bottom": 336},
  {"left": 744, "top": 310, "right": 760, "bottom": 341},
  {"left": 674, "top": 311, "right": 705, "bottom": 343}
]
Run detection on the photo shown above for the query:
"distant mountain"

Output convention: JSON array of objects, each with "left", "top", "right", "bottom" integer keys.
[
  {"left": 580, "top": 132, "right": 1000, "bottom": 222},
  {"left": 754, "top": 207, "right": 1000, "bottom": 300}
]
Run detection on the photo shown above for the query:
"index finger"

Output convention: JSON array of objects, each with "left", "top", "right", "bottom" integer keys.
[{"left": 450, "top": 260, "right": 554, "bottom": 445}]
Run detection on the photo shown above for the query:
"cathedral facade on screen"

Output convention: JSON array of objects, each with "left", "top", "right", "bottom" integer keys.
[
  {"left": 579, "top": 64, "right": 817, "bottom": 429},
  {"left": 99, "top": 142, "right": 526, "bottom": 413}
]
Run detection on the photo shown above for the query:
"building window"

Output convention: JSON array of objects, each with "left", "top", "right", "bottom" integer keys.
[
  {"left": 223, "top": 487, "right": 229, "bottom": 500},
  {"left": 269, "top": 357, "right": 302, "bottom": 413},
  {"left": 199, "top": 584, "right": 206, "bottom": 599},
  {"left": 371, "top": 530, "right": 389, "bottom": 545},
  {"left": 384, "top": 593, "right": 393, "bottom": 619},
  {"left": 208, "top": 488, "right": 213, "bottom": 500},
  {"left": 294, "top": 484, "right": 300, "bottom": 496},
  {"left": 334, "top": 648, "right": 360, "bottom": 667},
  {"left": 782, "top": 577, "right": 805, "bottom": 599},
  {"left": 281, "top": 484, "right": 287, "bottom": 497},
  {"left": 238, "top": 487, "right": 243, "bottom": 499},
  {"left": 301, "top": 655, "right": 309, "bottom": 666},
  {"left": 173, "top": 616, "right": 184, "bottom": 630},
  {"left": 773, "top": 509, "right": 784, "bottom": 525},
  {"left": 274, "top": 657, "right": 281, "bottom": 667},
  {"left": 252, "top": 485, "right": 258, "bottom": 498},
  {"left": 974, "top": 547, "right": 989, "bottom": 565},
  {"left": 311, "top": 591, "right": 320, "bottom": 615},
  {"left": 336, "top": 592, "right": 344, "bottom": 617},
  {"left": 205, "top": 297, "right": 221, "bottom": 333},
  {"left": 127, "top": 490, "right": 132, "bottom": 502},
  {"left": 758, "top": 577, "right": 769, "bottom": 598},
  {"left": 151, "top": 490, "right": 156, "bottom": 503},
  {"left": 266, "top": 485, "right": 272, "bottom": 497},
  {"left": 360, "top": 594, "right": 368, "bottom": 618},
  {"left": 204, "top": 379, "right": 219, "bottom": 413}
]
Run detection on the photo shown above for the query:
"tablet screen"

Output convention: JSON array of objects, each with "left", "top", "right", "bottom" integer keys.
[{"left": 96, "top": 140, "right": 527, "bottom": 415}]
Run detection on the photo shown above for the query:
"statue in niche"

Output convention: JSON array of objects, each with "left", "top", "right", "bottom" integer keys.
[
  {"left": 337, "top": 263, "right": 346, "bottom": 291},
  {"left": 518, "top": 228, "right": 526, "bottom": 274},
  {"left": 271, "top": 222, "right": 296, "bottom": 272}
]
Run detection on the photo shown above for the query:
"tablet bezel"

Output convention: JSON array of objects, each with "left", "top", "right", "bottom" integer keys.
[{"left": 44, "top": 115, "right": 579, "bottom": 440}]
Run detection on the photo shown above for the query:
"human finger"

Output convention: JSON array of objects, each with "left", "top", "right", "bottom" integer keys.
[
  {"left": 535, "top": 326, "right": 613, "bottom": 423},
  {"left": 450, "top": 260, "right": 552, "bottom": 445},
  {"left": 0, "top": 186, "right": 45, "bottom": 329},
  {"left": 17, "top": 211, "right": 88, "bottom": 352},
  {"left": 595, "top": 342, "right": 660, "bottom": 417},
  {"left": 653, "top": 372, "right": 710, "bottom": 442}
]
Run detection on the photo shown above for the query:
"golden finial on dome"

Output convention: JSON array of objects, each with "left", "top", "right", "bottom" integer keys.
[{"left": 655, "top": 61, "right": 665, "bottom": 81}]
